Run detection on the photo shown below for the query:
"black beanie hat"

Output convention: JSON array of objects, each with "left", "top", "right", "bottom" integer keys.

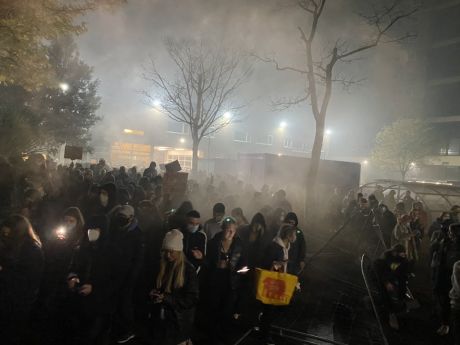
[{"left": 284, "top": 212, "right": 298, "bottom": 227}]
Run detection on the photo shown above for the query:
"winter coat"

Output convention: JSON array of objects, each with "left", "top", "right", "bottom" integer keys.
[
  {"left": 288, "top": 228, "right": 306, "bottom": 274},
  {"left": 0, "top": 239, "right": 44, "bottom": 318},
  {"left": 432, "top": 238, "right": 460, "bottom": 294},
  {"left": 110, "top": 219, "right": 144, "bottom": 290},
  {"left": 150, "top": 260, "right": 199, "bottom": 344},
  {"left": 239, "top": 225, "right": 267, "bottom": 268},
  {"left": 67, "top": 240, "right": 115, "bottom": 315},
  {"left": 181, "top": 226, "right": 207, "bottom": 270},
  {"left": 206, "top": 231, "right": 245, "bottom": 290}
]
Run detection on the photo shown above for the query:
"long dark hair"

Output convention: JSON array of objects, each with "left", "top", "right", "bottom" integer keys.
[{"left": 1, "top": 214, "right": 41, "bottom": 250}]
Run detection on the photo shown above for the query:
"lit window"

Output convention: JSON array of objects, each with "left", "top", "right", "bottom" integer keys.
[
  {"left": 234, "top": 130, "right": 251, "bottom": 143},
  {"left": 256, "top": 134, "right": 273, "bottom": 146},
  {"left": 284, "top": 137, "right": 293, "bottom": 148}
]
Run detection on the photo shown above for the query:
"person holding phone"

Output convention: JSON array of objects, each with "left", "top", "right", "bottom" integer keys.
[
  {"left": 149, "top": 229, "right": 199, "bottom": 345},
  {"left": 66, "top": 215, "right": 114, "bottom": 345}
]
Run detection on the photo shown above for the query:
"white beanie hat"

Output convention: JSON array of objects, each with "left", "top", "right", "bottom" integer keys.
[{"left": 162, "top": 229, "right": 184, "bottom": 251}]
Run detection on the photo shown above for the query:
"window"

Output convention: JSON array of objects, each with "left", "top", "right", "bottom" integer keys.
[
  {"left": 292, "top": 140, "right": 308, "bottom": 152},
  {"left": 167, "top": 152, "right": 193, "bottom": 172},
  {"left": 255, "top": 134, "right": 273, "bottom": 146},
  {"left": 234, "top": 130, "right": 251, "bottom": 143},
  {"left": 167, "top": 121, "right": 188, "bottom": 134},
  {"left": 283, "top": 137, "right": 293, "bottom": 148}
]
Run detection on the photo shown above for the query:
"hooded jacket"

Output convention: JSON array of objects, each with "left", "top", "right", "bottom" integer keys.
[{"left": 67, "top": 215, "right": 115, "bottom": 315}]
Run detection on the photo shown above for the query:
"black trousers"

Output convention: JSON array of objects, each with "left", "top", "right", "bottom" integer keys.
[
  {"left": 453, "top": 309, "right": 460, "bottom": 345},
  {"left": 113, "top": 286, "right": 135, "bottom": 337}
]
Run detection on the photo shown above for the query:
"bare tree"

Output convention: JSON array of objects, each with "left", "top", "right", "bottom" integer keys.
[
  {"left": 143, "top": 38, "right": 251, "bottom": 174},
  {"left": 256, "top": 0, "right": 418, "bottom": 206}
]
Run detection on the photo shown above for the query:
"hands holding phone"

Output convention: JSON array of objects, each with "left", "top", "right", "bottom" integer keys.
[{"left": 150, "top": 289, "right": 164, "bottom": 304}]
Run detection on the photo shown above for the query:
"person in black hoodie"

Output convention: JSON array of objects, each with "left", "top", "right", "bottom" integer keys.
[
  {"left": 374, "top": 244, "right": 409, "bottom": 330},
  {"left": 98, "top": 182, "right": 118, "bottom": 215},
  {"left": 39, "top": 207, "right": 85, "bottom": 344},
  {"left": 284, "top": 212, "right": 306, "bottom": 275},
  {"left": 67, "top": 215, "right": 114, "bottom": 345},
  {"left": 0, "top": 214, "right": 44, "bottom": 345},
  {"left": 237, "top": 213, "right": 268, "bottom": 321},
  {"left": 109, "top": 205, "right": 144, "bottom": 344},
  {"left": 181, "top": 210, "right": 207, "bottom": 272},
  {"left": 205, "top": 216, "right": 246, "bottom": 342},
  {"left": 148, "top": 229, "right": 199, "bottom": 345}
]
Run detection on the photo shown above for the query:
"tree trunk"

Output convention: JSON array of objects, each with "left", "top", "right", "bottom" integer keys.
[
  {"left": 191, "top": 137, "right": 199, "bottom": 176},
  {"left": 401, "top": 170, "right": 406, "bottom": 182},
  {"left": 306, "top": 118, "right": 325, "bottom": 207}
]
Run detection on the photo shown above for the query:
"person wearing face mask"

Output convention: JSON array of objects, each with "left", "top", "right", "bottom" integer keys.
[
  {"left": 67, "top": 214, "right": 114, "bottom": 345},
  {"left": 203, "top": 203, "right": 226, "bottom": 241},
  {"left": 181, "top": 210, "right": 206, "bottom": 272},
  {"left": 204, "top": 217, "right": 246, "bottom": 343},
  {"left": 109, "top": 205, "right": 144, "bottom": 344},
  {"left": 38, "top": 207, "right": 85, "bottom": 344},
  {"left": 374, "top": 244, "right": 410, "bottom": 330},
  {"left": 98, "top": 182, "right": 118, "bottom": 216},
  {"left": 148, "top": 229, "right": 199, "bottom": 345},
  {"left": 0, "top": 215, "right": 44, "bottom": 345}
]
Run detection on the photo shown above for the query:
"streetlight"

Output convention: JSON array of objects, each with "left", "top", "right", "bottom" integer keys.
[
  {"left": 362, "top": 160, "right": 369, "bottom": 165},
  {"left": 180, "top": 137, "right": 186, "bottom": 144},
  {"left": 153, "top": 99, "right": 162, "bottom": 108},
  {"left": 279, "top": 121, "right": 287, "bottom": 130},
  {"left": 223, "top": 111, "right": 232, "bottom": 120},
  {"left": 59, "top": 82, "right": 69, "bottom": 92},
  {"left": 325, "top": 128, "right": 332, "bottom": 136}
]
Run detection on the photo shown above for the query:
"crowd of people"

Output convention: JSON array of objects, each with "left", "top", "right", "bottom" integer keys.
[
  {"left": 0, "top": 155, "right": 306, "bottom": 345},
  {"left": 4, "top": 154, "right": 460, "bottom": 344},
  {"left": 339, "top": 185, "right": 460, "bottom": 344}
]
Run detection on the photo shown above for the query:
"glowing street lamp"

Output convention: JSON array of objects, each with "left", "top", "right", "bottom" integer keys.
[
  {"left": 59, "top": 82, "right": 69, "bottom": 92},
  {"left": 223, "top": 111, "right": 232, "bottom": 120},
  {"left": 180, "top": 137, "right": 186, "bottom": 144},
  {"left": 279, "top": 121, "right": 287, "bottom": 130},
  {"left": 325, "top": 128, "right": 332, "bottom": 136},
  {"left": 153, "top": 99, "right": 162, "bottom": 108},
  {"left": 362, "top": 160, "right": 369, "bottom": 166}
]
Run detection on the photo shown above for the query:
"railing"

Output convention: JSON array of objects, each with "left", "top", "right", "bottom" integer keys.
[{"left": 360, "top": 254, "right": 390, "bottom": 345}]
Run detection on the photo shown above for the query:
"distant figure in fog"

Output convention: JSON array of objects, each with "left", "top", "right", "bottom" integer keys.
[
  {"left": 231, "top": 207, "right": 249, "bottom": 229},
  {"left": 403, "top": 191, "right": 414, "bottom": 215},
  {"left": 384, "top": 190, "right": 397, "bottom": 213},
  {"left": 0, "top": 215, "right": 44, "bottom": 345},
  {"left": 203, "top": 202, "right": 225, "bottom": 240},
  {"left": 272, "top": 189, "right": 292, "bottom": 213},
  {"left": 143, "top": 161, "right": 158, "bottom": 180}
]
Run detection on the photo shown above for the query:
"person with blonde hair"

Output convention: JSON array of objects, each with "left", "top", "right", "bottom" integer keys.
[
  {"left": 149, "top": 229, "right": 199, "bottom": 345},
  {"left": 0, "top": 214, "right": 44, "bottom": 344}
]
